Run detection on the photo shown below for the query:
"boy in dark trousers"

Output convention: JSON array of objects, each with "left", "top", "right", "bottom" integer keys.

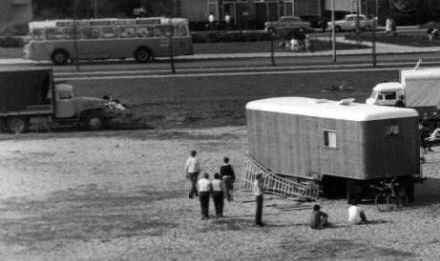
[
  {"left": 309, "top": 204, "right": 329, "bottom": 229},
  {"left": 211, "top": 173, "right": 224, "bottom": 217},
  {"left": 220, "top": 157, "right": 235, "bottom": 201},
  {"left": 253, "top": 173, "right": 264, "bottom": 226}
]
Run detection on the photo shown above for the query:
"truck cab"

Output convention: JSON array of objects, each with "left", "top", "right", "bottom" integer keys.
[
  {"left": 54, "top": 83, "right": 109, "bottom": 129},
  {"left": 366, "top": 82, "right": 404, "bottom": 106}
]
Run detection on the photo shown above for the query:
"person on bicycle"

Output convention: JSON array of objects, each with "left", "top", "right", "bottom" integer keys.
[{"left": 348, "top": 201, "right": 368, "bottom": 225}]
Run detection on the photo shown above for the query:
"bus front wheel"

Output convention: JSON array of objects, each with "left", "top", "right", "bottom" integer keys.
[
  {"left": 134, "top": 47, "right": 152, "bottom": 63},
  {"left": 51, "top": 49, "right": 70, "bottom": 65}
]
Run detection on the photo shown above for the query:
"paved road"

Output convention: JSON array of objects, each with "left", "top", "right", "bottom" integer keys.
[{"left": 26, "top": 52, "right": 440, "bottom": 81}]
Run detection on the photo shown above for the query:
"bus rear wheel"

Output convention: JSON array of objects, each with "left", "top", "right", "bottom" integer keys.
[
  {"left": 134, "top": 47, "right": 152, "bottom": 63},
  {"left": 51, "top": 49, "right": 70, "bottom": 65}
]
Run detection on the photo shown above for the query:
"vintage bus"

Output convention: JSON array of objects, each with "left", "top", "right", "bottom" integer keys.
[{"left": 24, "top": 17, "right": 193, "bottom": 65}]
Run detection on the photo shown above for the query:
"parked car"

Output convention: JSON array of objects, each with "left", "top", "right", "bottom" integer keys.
[
  {"left": 328, "top": 14, "right": 376, "bottom": 32},
  {"left": 264, "top": 16, "right": 313, "bottom": 34}
]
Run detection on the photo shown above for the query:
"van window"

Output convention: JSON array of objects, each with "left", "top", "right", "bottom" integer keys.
[{"left": 324, "top": 130, "right": 337, "bottom": 148}]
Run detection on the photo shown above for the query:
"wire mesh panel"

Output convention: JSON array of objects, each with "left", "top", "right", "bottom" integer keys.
[{"left": 240, "top": 157, "right": 319, "bottom": 200}]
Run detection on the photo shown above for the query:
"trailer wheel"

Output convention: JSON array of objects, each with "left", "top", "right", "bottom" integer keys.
[
  {"left": 7, "top": 117, "right": 27, "bottom": 134},
  {"left": 51, "top": 49, "right": 70, "bottom": 65},
  {"left": 134, "top": 47, "right": 152, "bottom": 63},
  {"left": 87, "top": 116, "right": 104, "bottom": 130}
]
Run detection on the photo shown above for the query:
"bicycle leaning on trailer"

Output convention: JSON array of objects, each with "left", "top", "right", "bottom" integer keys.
[{"left": 370, "top": 178, "right": 409, "bottom": 212}]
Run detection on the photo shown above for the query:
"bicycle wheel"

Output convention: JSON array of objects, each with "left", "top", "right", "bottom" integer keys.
[
  {"left": 398, "top": 188, "right": 409, "bottom": 207},
  {"left": 386, "top": 195, "right": 400, "bottom": 211},
  {"left": 375, "top": 193, "right": 388, "bottom": 212}
]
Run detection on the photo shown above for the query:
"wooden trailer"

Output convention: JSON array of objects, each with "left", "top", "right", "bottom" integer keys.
[{"left": 245, "top": 97, "right": 420, "bottom": 199}]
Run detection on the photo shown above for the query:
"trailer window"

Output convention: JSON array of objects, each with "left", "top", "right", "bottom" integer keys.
[
  {"left": 324, "top": 130, "right": 337, "bottom": 148},
  {"left": 385, "top": 125, "right": 399, "bottom": 136}
]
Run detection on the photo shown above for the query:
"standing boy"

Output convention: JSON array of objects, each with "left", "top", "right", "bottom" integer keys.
[
  {"left": 253, "top": 173, "right": 264, "bottom": 226},
  {"left": 211, "top": 173, "right": 224, "bottom": 217},
  {"left": 220, "top": 157, "right": 235, "bottom": 201},
  {"left": 184, "top": 150, "right": 201, "bottom": 199},
  {"left": 197, "top": 173, "right": 211, "bottom": 219}
]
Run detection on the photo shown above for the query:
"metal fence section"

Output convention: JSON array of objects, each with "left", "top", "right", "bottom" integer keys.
[{"left": 240, "top": 157, "right": 320, "bottom": 200}]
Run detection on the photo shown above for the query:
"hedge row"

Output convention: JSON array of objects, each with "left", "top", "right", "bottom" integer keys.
[
  {"left": 0, "top": 36, "right": 23, "bottom": 48},
  {"left": 191, "top": 31, "right": 272, "bottom": 43}
]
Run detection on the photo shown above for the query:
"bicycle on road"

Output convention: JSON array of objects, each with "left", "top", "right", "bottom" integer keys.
[{"left": 370, "top": 178, "right": 409, "bottom": 212}]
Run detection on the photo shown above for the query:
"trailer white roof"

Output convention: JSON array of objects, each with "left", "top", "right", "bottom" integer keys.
[
  {"left": 246, "top": 97, "right": 418, "bottom": 121},
  {"left": 401, "top": 68, "right": 440, "bottom": 82}
]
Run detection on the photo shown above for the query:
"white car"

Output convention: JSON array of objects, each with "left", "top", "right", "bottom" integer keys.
[{"left": 328, "top": 14, "right": 376, "bottom": 32}]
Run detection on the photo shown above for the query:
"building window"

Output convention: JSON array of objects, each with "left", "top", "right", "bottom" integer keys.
[{"left": 324, "top": 130, "right": 337, "bottom": 148}]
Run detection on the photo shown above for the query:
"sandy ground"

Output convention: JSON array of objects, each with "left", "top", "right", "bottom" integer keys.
[{"left": 0, "top": 126, "right": 439, "bottom": 261}]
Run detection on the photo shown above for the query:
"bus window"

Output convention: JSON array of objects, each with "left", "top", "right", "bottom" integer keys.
[
  {"left": 174, "top": 25, "right": 188, "bottom": 37},
  {"left": 101, "top": 26, "right": 116, "bottom": 38},
  {"left": 81, "top": 27, "right": 100, "bottom": 39},
  {"left": 118, "top": 26, "right": 135, "bottom": 38},
  {"left": 154, "top": 25, "right": 171, "bottom": 37},
  {"left": 64, "top": 27, "right": 80, "bottom": 39},
  {"left": 46, "top": 28, "right": 65, "bottom": 40},
  {"left": 32, "top": 29, "right": 45, "bottom": 41},
  {"left": 136, "top": 26, "right": 152, "bottom": 38}
]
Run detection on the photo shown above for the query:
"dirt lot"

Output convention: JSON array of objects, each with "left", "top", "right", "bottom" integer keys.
[{"left": 0, "top": 127, "right": 439, "bottom": 261}]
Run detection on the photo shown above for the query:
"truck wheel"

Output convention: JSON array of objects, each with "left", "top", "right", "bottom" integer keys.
[
  {"left": 335, "top": 26, "right": 342, "bottom": 32},
  {"left": 87, "top": 116, "right": 104, "bottom": 130},
  {"left": 51, "top": 49, "right": 69, "bottom": 65},
  {"left": 364, "top": 25, "right": 372, "bottom": 31},
  {"left": 7, "top": 117, "right": 27, "bottom": 134},
  {"left": 134, "top": 47, "right": 152, "bottom": 63}
]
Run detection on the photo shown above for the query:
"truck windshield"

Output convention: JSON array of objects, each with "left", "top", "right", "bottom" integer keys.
[{"left": 382, "top": 92, "right": 397, "bottom": 100}]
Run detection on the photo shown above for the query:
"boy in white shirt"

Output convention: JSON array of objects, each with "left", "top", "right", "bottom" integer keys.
[
  {"left": 348, "top": 202, "right": 368, "bottom": 225},
  {"left": 197, "top": 173, "right": 211, "bottom": 219}
]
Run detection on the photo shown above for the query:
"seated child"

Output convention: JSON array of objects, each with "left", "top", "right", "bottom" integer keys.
[
  {"left": 310, "top": 204, "right": 329, "bottom": 229},
  {"left": 348, "top": 202, "right": 368, "bottom": 225}
]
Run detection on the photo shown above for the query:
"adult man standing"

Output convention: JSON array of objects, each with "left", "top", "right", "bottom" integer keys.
[
  {"left": 208, "top": 12, "right": 216, "bottom": 30},
  {"left": 197, "top": 173, "right": 212, "bottom": 219},
  {"left": 184, "top": 150, "right": 201, "bottom": 199},
  {"left": 253, "top": 173, "right": 265, "bottom": 226},
  {"left": 220, "top": 157, "right": 235, "bottom": 201},
  {"left": 224, "top": 12, "right": 231, "bottom": 30}
]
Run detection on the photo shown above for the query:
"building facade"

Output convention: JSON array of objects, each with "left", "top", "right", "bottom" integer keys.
[
  {"left": 180, "top": 0, "right": 323, "bottom": 29},
  {"left": 0, "top": 0, "right": 32, "bottom": 32}
]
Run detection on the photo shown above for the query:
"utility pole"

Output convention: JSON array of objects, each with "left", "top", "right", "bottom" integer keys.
[
  {"left": 94, "top": 0, "right": 98, "bottom": 18},
  {"left": 371, "top": 0, "right": 377, "bottom": 67},
  {"left": 73, "top": 0, "right": 80, "bottom": 71},
  {"left": 331, "top": 0, "right": 336, "bottom": 63},
  {"left": 355, "top": 0, "right": 360, "bottom": 44},
  {"left": 169, "top": 0, "right": 176, "bottom": 73}
]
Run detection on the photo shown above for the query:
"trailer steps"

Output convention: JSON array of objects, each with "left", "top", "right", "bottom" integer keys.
[{"left": 240, "top": 157, "right": 320, "bottom": 200}]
